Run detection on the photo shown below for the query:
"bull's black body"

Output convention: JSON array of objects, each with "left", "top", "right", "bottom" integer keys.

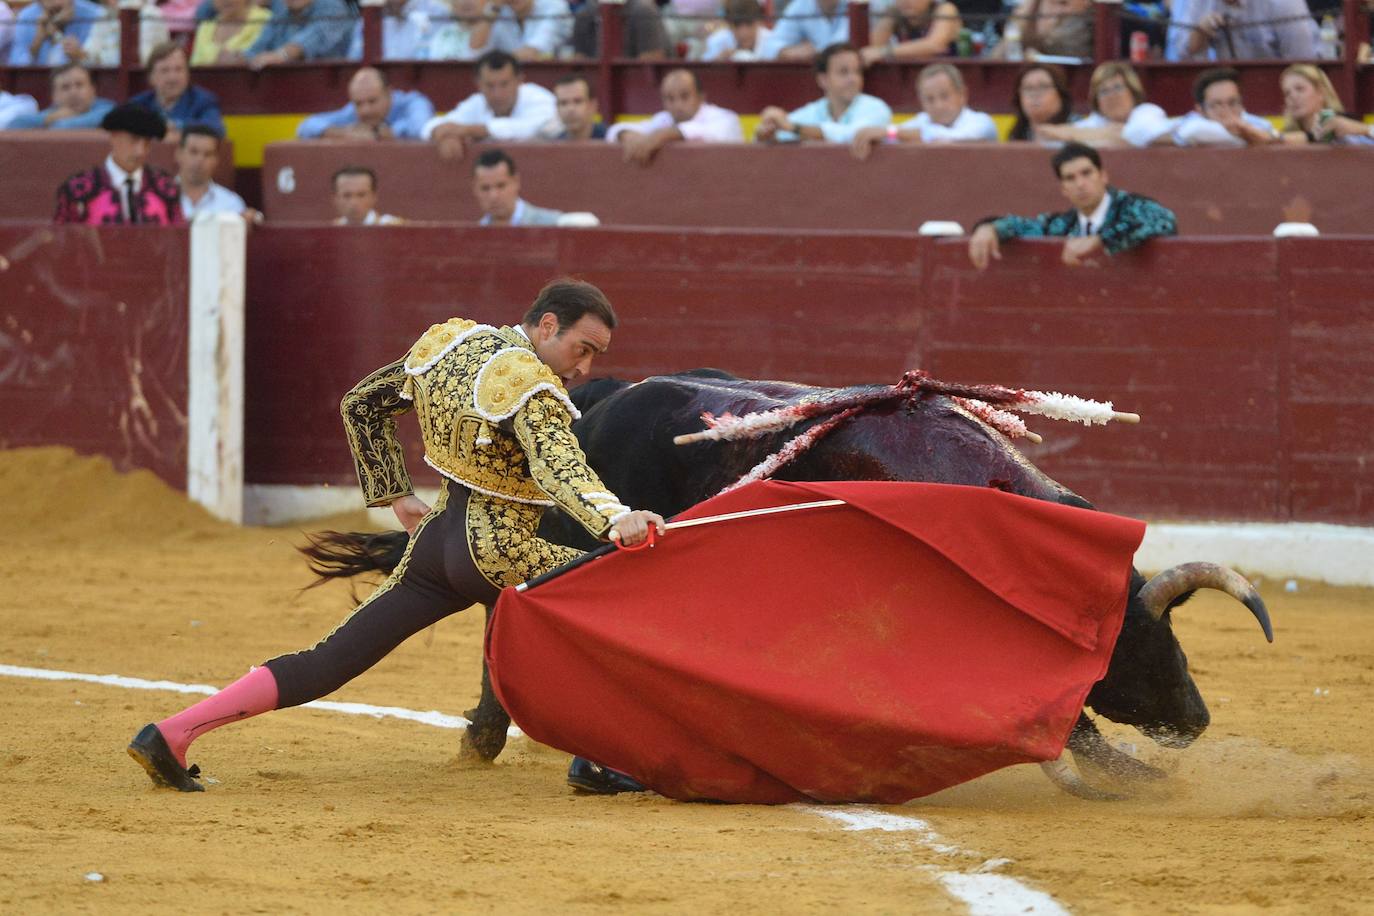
[{"left": 310, "top": 370, "right": 1250, "bottom": 787}]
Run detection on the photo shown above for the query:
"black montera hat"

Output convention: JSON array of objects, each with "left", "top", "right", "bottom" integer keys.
[{"left": 100, "top": 103, "right": 168, "bottom": 140}]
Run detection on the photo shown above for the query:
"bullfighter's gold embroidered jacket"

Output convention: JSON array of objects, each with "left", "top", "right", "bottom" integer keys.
[{"left": 340, "top": 318, "right": 630, "bottom": 538}]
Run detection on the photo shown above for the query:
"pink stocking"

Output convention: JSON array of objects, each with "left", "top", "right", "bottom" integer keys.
[{"left": 156, "top": 666, "right": 280, "bottom": 766}]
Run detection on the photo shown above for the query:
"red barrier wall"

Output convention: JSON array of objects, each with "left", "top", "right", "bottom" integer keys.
[
  {"left": 242, "top": 226, "right": 1374, "bottom": 525},
  {"left": 0, "top": 225, "right": 190, "bottom": 486},
  {"left": 260, "top": 142, "right": 1374, "bottom": 235},
  {"left": 0, "top": 134, "right": 237, "bottom": 224}
]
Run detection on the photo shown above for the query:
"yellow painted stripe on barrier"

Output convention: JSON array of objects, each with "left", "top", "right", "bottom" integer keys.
[{"left": 223, "top": 114, "right": 308, "bottom": 167}]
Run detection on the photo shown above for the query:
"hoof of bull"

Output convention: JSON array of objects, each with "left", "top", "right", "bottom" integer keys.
[
  {"left": 459, "top": 724, "right": 508, "bottom": 762},
  {"left": 1040, "top": 758, "right": 1129, "bottom": 801}
]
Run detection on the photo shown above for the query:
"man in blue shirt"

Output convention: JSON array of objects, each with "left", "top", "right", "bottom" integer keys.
[
  {"left": 5, "top": 63, "right": 114, "bottom": 130},
  {"left": 474, "top": 148, "right": 564, "bottom": 225},
  {"left": 8, "top": 0, "right": 106, "bottom": 66},
  {"left": 248, "top": 0, "right": 358, "bottom": 67},
  {"left": 759, "top": 0, "right": 848, "bottom": 61},
  {"left": 756, "top": 42, "right": 892, "bottom": 144},
  {"left": 297, "top": 67, "right": 435, "bottom": 140},
  {"left": 128, "top": 43, "right": 224, "bottom": 143}
]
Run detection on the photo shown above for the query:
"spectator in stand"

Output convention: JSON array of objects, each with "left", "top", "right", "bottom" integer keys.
[
  {"left": 571, "top": 0, "right": 669, "bottom": 60},
  {"left": 128, "top": 43, "right": 224, "bottom": 142},
  {"left": 550, "top": 74, "right": 606, "bottom": 139},
  {"left": 427, "top": 0, "right": 494, "bottom": 60},
  {"left": 860, "top": 0, "right": 960, "bottom": 66},
  {"left": 759, "top": 0, "right": 848, "bottom": 61},
  {"left": 246, "top": 0, "right": 358, "bottom": 68},
  {"left": 332, "top": 165, "right": 403, "bottom": 224},
  {"left": 5, "top": 63, "right": 114, "bottom": 130},
  {"left": 606, "top": 69, "right": 743, "bottom": 165},
  {"left": 190, "top": 0, "right": 272, "bottom": 64},
  {"left": 702, "top": 0, "right": 773, "bottom": 61},
  {"left": 1171, "top": 66, "right": 1278, "bottom": 146},
  {"left": 0, "top": 1, "right": 14, "bottom": 62},
  {"left": 347, "top": 0, "right": 452, "bottom": 60},
  {"left": 0, "top": 90, "right": 40, "bottom": 129},
  {"left": 1166, "top": 0, "right": 1315, "bottom": 60},
  {"left": 491, "top": 0, "right": 572, "bottom": 59},
  {"left": 177, "top": 125, "right": 256, "bottom": 221},
  {"left": 81, "top": 0, "right": 170, "bottom": 65},
  {"left": 1007, "top": 63, "right": 1072, "bottom": 141},
  {"left": 850, "top": 63, "right": 997, "bottom": 158},
  {"left": 421, "top": 50, "right": 557, "bottom": 157},
  {"left": 54, "top": 104, "right": 183, "bottom": 225},
  {"left": 1037, "top": 61, "right": 1173, "bottom": 147},
  {"left": 297, "top": 67, "right": 435, "bottom": 140},
  {"left": 8, "top": 0, "right": 106, "bottom": 66},
  {"left": 993, "top": 0, "right": 1093, "bottom": 60},
  {"left": 968, "top": 142, "right": 1175, "bottom": 270},
  {"left": 756, "top": 42, "right": 892, "bottom": 144},
  {"left": 472, "top": 148, "right": 565, "bottom": 225},
  {"left": 1279, "top": 64, "right": 1374, "bottom": 146}
]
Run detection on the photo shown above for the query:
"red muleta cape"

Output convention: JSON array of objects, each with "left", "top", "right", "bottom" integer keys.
[{"left": 486, "top": 480, "right": 1145, "bottom": 804}]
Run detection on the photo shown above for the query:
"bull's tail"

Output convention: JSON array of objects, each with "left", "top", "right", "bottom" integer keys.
[{"left": 298, "top": 530, "right": 410, "bottom": 588}]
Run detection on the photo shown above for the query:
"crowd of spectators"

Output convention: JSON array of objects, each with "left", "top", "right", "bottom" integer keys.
[
  {"left": 3, "top": 0, "right": 1371, "bottom": 232},
  {"left": 2, "top": 0, "right": 1370, "bottom": 67}
]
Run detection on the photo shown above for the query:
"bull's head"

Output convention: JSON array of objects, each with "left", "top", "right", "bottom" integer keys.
[{"left": 1045, "top": 562, "right": 1273, "bottom": 799}]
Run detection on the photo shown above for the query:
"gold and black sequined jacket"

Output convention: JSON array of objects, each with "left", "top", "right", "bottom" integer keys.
[{"left": 339, "top": 319, "right": 630, "bottom": 539}]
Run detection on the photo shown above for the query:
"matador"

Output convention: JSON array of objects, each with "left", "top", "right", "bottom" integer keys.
[{"left": 128, "top": 279, "right": 665, "bottom": 794}]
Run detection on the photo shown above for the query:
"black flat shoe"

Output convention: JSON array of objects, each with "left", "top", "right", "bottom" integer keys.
[
  {"left": 567, "top": 757, "right": 646, "bottom": 795},
  {"left": 127, "top": 724, "right": 205, "bottom": 792}
]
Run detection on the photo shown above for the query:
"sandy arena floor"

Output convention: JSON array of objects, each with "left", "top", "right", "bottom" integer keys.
[{"left": 1, "top": 447, "right": 1371, "bottom": 914}]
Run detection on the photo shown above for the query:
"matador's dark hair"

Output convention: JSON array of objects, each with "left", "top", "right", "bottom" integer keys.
[{"left": 522, "top": 279, "right": 618, "bottom": 332}]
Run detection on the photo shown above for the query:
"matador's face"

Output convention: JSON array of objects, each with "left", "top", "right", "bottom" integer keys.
[{"left": 530, "top": 313, "right": 612, "bottom": 387}]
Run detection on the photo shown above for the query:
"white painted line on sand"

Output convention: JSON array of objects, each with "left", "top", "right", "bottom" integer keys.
[
  {"left": 0, "top": 663, "right": 520, "bottom": 736},
  {"left": 5, "top": 662, "right": 1063, "bottom": 914},
  {"left": 805, "top": 807, "right": 1070, "bottom": 915}
]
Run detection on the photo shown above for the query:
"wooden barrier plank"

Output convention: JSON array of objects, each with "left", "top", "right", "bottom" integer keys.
[
  {"left": 258, "top": 142, "right": 1374, "bottom": 236},
  {"left": 0, "top": 225, "right": 190, "bottom": 487}
]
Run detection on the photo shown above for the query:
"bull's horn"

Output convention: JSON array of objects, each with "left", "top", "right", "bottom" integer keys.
[{"left": 1138, "top": 562, "right": 1273, "bottom": 643}]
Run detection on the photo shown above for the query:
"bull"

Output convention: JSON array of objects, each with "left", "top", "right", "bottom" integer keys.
[{"left": 305, "top": 370, "right": 1272, "bottom": 800}]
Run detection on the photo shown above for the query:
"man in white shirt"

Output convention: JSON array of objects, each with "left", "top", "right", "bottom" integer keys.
[
  {"left": 702, "top": 0, "right": 773, "bottom": 60},
  {"left": 177, "top": 125, "right": 255, "bottom": 222},
  {"left": 331, "top": 165, "right": 403, "bottom": 225},
  {"left": 490, "top": 0, "right": 572, "bottom": 59},
  {"left": 850, "top": 62, "right": 997, "bottom": 159},
  {"left": 0, "top": 90, "right": 39, "bottom": 129},
  {"left": 1166, "top": 0, "right": 1315, "bottom": 60},
  {"left": 1170, "top": 66, "right": 1279, "bottom": 146},
  {"left": 422, "top": 50, "right": 557, "bottom": 159},
  {"left": 347, "top": 0, "right": 452, "bottom": 60},
  {"left": 606, "top": 69, "right": 743, "bottom": 166}
]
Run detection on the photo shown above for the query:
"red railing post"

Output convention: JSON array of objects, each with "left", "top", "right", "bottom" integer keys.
[
  {"left": 360, "top": 0, "right": 384, "bottom": 65},
  {"left": 847, "top": 0, "right": 869, "bottom": 50},
  {"left": 1338, "top": 0, "right": 1362, "bottom": 111},
  {"left": 116, "top": 0, "right": 140, "bottom": 99},
  {"left": 598, "top": 0, "right": 624, "bottom": 121},
  {"left": 1092, "top": 0, "right": 1121, "bottom": 65}
]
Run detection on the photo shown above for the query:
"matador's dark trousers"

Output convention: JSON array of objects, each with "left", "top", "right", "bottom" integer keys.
[{"left": 263, "top": 482, "right": 508, "bottom": 709}]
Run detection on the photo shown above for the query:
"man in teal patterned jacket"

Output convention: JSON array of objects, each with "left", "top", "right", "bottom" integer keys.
[{"left": 968, "top": 142, "right": 1177, "bottom": 269}]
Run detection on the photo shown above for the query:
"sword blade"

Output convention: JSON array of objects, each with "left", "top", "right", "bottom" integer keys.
[{"left": 664, "top": 498, "right": 846, "bottom": 531}]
